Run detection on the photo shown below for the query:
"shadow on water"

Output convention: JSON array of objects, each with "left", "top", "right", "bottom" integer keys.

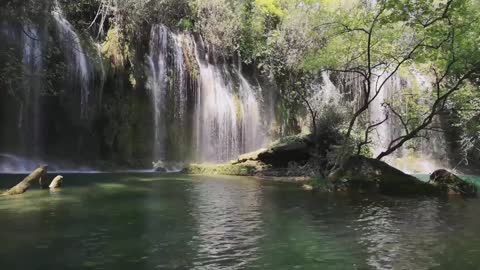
[{"left": 0, "top": 173, "right": 480, "bottom": 269}]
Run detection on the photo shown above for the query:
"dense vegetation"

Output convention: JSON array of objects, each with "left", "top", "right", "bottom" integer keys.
[{"left": 0, "top": 0, "right": 479, "bottom": 170}]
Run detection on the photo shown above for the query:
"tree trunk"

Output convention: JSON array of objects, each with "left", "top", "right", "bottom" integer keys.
[{"left": 2, "top": 165, "right": 48, "bottom": 196}]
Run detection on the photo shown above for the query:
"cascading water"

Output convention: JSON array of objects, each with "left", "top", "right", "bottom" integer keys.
[
  {"left": 0, "top": 23, "right": 46, "bottom": 172},
  {"left": 52, "top": 2, "right": 92, "bottom": 119},
  {"left": 147, "top": 25, "right": 267, "bottom": 164},
  {"left": 238, "top": 74, "right": 263, "bottom": 153},
  {"left": 148, "top": 25, "right": 169, "bottom": 161},
  {"left": 20, "top": 26, "right": 44, "bottom": 156},
  {"left": 0, "top": 2, "right": 97, "bottom": 173},
  {"left": 369, "top": 72, "right": 403, "bottom": 159},
  {"left": 192, "top": 39, "right": 240, "bottom": 162},
  {"left": 193, "top": 36, "right": 265, "bottom": 162},
  {"left": 147, "top": 25, "right": 195, "bottom": 162},
  {"left": 368, "top": 70, "right": 449, "bottom": 173}
]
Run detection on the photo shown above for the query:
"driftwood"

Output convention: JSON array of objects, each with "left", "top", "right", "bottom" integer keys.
[
  {"left": 2, "top": 165, "right": 48, "bottom": 196},
  {"left": 49, "top": 175, "right": 63, "bottom": 189}
]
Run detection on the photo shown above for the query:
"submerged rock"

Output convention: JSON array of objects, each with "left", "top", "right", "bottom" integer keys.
[
  {"left": 430, "top": 169, "right": 477, "bottom": 197},
  {"left": 328, "top": 156, "right": 440, "bottom": 195},
  {"left": 302, "top": 184, "right": 314, "bottom": 191},
  {"left": 49, "top": 175, "right": 64, "bottom": 189}
]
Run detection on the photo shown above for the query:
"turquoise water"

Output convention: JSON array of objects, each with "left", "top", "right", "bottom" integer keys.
[{"left": 1, "top": 173, "right": 480, "bottom": 270}]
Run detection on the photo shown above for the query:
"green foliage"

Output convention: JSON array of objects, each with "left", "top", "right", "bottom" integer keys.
[
  {"left": 192, "top": 0, "right": 240, "bottom": 53},
  {"left": 183, "top": 163, "right": 260, "bottom": 176},
  {"left": 255, "top": 0, "right": 285, "bottom": 18},
  {"left": 178, "top": 18, "right": 194, "bottom": 32},
  {"left": 448, "top": 82, "right": 480, "bottom": 162}
]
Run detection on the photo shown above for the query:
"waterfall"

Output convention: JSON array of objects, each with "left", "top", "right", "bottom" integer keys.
[
  {"left": 52, "top": 2, "right": 92, "bottom": 119},
  {"left": 192, "top": 38, "right": 240, "bottom": 162},
  {"left": 238, "top": 73, "right": 263, "bottom": 153},
  {"left": 147, "top": 25, "right": 195, "bottom": 162},
  {"left": 0, "top": 3, "right": 97, "bottom": 173},
  {"left": 306, "top": 70, "right": 449, "bottom": 174},
  {"left": 369, "top": 73, "right": 403, "bottom": 158},
  {"left": 368, "top": 70, "right": 449, "bottom": 173},
  {"left": 147, "top": 25, "right": 267, "bottom": 163},
  {"left": 21, "top": 26, "right": 44, "bottom": 156},
  {"left": 0, "top": 23, "right": 46, "bottom": 172},
  {"left": 148, "top": 25, "right": 169, "bottom": 161},
  {"left": 193, "top": 36, "right": 265, "bottom": 162}
]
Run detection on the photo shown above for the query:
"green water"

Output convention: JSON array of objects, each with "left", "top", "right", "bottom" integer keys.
[{"left": 1, "top": 173, "right": 480, "bottom": 270}]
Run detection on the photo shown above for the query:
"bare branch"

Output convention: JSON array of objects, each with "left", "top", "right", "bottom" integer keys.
[
  {"left": 385, "top": 102, "right": 409, "bottom": 134},
  {"left": 357, "top": 115, "right": 389, "bottom": 155},
  {"left": 422, "top": 0, "right": 454, "bottom": 27},
  {"left": 376, "top": 64, "right": 479, "bottom": 160}
]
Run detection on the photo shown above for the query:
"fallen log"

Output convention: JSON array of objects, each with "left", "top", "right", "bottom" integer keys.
[{"left": 2, "top": 165, "right": 48, "bottom": 196}]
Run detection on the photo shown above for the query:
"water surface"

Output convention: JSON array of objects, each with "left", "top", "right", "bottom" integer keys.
[{"left": 0, "top": 173, "right": 479, "bottom": 270}]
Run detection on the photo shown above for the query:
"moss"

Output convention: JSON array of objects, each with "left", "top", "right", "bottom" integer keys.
[
  {"left": 101, "top": 27, "right": 127, "bottom": 71},
  {"left": 178, "top": 18, "right": 194, "bottom": 31},
  {"left": 233, "top": 94, "right": 244, "bottom": 121},
  {"left": 329, "top": 156, "right": 443, "bottom": 196},
  {"left": 129, "top": 73, "right": 137, "bottom": 88},
  {"left": 183, "top": 161, "right": 264, "bottom": 176},
  {"left": 310, "top": 177, "right": 330, "bottom": 191},
  {"left": 269, "top": 133, "right": 311, "bottom": 148},
  {"left": 181, "top": 38, "right": 199, "bottom": 80}
]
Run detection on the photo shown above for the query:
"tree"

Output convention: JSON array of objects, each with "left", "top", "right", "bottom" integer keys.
[{"left": 304, "top": 0, "right": 480, "bottom": 162}]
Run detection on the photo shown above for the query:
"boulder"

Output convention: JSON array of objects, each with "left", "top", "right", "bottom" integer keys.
[
  {"left": 430, "top": 169, "right": 477, "bottom": 197},
  {"left": 328, "top": 156, "right": 440, "bottom": 195},
  {"left": 49, "top": 175, "right": 64, "bottom": 189},
  {"left": 233, "top": 134, "right": 313, "bottom": 167}
]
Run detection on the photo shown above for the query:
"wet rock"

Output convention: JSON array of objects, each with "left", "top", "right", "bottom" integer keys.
[
  {"left": 430, "top": 169, "right": 477, "bottom": 197},
  {"left": 152, "top": 160, "right": 167, "bottom": 172},
  {"left": 328, "top": 156, "right": 440, "bottom": 195},
  {"left": 154, "top": 167, "right": 167, "bottom": 173},
  {"left": 49, "top": 175, "right": 64, "bottom": 189},
  {"left": 302, "top": 184, "right": 314, "bottom": 191}
]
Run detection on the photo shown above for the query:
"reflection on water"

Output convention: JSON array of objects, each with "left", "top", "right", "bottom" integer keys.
[
  {"left": 190, "top": 177, "right": 263, "bottom": 269},
  {"left": 355, "top": 199, "right": 445, "bottom": 270},
  {"left": 0, "top": 174, "right": 480, "bottom": 270}
]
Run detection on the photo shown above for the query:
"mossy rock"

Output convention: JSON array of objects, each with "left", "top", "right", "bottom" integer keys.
[
  {"left": 430, "top": 169, "right": 477, "bottom": 197},
  {"left": 328, "top": 156, "right": 441, "bottom": 195},
  {"left": 182, "top": 161, "right": 265, "bottom": 176},
  {"left": 233, "top": 133, "right": 313, "bottom": 167}
]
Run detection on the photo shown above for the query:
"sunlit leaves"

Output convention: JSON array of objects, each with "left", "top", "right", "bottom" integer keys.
[{"left": 193, "top": 0, "right": 241, "bottom": 53}]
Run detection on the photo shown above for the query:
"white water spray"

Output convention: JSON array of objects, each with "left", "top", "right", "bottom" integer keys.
[{"left": 52, "top": 2, "right": 92, "bottom": 119}]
